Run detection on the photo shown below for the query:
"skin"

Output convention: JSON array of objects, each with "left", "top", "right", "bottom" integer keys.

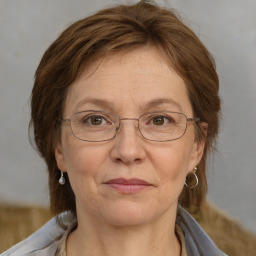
[{"left": 55, "top": 46, "right": 206, "bottom": 256}]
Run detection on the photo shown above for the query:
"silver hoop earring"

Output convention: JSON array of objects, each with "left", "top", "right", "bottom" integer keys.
[
  {"left": 185, "top": 167, "right": 198, "bottom": 189},
  {"left": 59, "top": 171, "right": 65, "bottom": 185}
]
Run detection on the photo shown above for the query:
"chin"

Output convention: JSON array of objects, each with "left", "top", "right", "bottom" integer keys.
[{"left": 98, "top": 201, "right": 163, "bottom": 227}]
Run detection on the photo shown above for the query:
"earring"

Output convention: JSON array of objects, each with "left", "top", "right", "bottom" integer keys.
[
  {"left": 59, "top": 171, "right": 65, "bottom": 185},
  {"left": 185, "top": 167, "right": 198, "bottom": 188}
]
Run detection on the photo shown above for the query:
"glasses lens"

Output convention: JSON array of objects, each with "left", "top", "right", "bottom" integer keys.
[
  {"left": 139, "top": 112, "right": 187, "bottom": 141},
  {"left": 70, "top": 111, "right": 118, "bottom": 141}
]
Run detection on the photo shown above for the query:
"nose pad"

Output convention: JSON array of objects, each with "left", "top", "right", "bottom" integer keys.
[{"left": 114, "top": 125, "right": 121, "bottom": 137}]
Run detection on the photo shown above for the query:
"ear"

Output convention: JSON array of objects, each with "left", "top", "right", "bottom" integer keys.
[
  {"left": 55, "top": 142, "right": 67, "bottom": 173},
  {"left": 187, "top": 122, "right": 208, "bottom": 172}
]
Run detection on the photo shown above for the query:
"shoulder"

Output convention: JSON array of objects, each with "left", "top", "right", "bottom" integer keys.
[
  {"left": 1, "top": 212, "right": 74, "bottom": 256},
  {"left": 177, "top": 205, "right": 227, "bottom": 256}
]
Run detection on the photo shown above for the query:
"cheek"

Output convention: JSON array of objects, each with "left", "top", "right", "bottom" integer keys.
[
  {"left": 62, "top": 140, "right": 110, "bottom": 193},
  {"left": 63, "top": 139, "right": 106, "bottom": 173},
  {"left": 149, "top": 140, "right": 194, "bottom": 185},
  {"left": 150, "top": 148, "right": 190, "bottom": 209},
  {"left": 62, "top": 142, "right": 111, "bottom": 207}
]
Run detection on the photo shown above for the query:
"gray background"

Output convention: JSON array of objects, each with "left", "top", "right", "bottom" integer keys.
[{"left": 0, "top": 0, "right": 255, "bottom": 232}]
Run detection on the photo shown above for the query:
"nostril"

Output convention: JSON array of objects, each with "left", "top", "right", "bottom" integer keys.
[
  {"left": 115, "top": 157, "right": 122, "bottom": 163},
  {"left": 134, "top": 158, "right": 142, "bottom": 164}
]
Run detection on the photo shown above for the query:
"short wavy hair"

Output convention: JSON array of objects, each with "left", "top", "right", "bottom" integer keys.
[{"left": 30, "top": 0, "right": 220, "bottom": 215}]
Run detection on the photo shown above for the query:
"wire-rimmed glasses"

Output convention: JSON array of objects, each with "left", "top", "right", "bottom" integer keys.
[{"left": 60, "top": 110, "right": 200, "bottom": 142}]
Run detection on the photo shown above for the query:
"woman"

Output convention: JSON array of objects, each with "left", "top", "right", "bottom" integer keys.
[{"left": 3, "top": 1, "right": 226, "bottom": 255}]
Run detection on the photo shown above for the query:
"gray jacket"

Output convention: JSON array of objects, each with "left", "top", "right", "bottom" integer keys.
[{"left": 1, "top": 205, "right": 227, "bottom": 256}]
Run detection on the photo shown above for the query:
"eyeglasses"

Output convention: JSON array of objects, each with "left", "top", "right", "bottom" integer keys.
[{"left": 60, "top": 110, "right": 200, "bottom": 142}]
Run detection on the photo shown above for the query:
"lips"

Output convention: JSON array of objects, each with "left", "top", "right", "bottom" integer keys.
[
  {"left": 105, "top": 178, "right": 150, "bottom": 185},
  {"left": 104, "top": 178, "right": 152, "bottom": 193}
]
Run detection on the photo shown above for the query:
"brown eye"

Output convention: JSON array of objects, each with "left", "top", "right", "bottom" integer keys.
[
  {"left": 90, "top": 116, "right": 103, "bottom": 125},
  {"left": 152, "top": 116, "right": 165, "bottom": 126}
]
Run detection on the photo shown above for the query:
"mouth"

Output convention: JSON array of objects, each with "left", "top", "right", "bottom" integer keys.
[{"left": 104, "top": 178, "right": 153, "bottom": 194}]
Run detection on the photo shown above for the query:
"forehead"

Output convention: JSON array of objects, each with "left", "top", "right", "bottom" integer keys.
[{"left": 64, "top": 46, "right": 192, "bottom": 116}]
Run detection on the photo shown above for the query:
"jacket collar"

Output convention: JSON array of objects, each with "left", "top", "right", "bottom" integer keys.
[{"left": 177, "top": 205, "right": 227, "bottom": 256}]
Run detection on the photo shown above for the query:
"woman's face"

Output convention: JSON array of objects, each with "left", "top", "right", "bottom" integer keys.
[{"left": 55, "top": 46, "right": 205, "bottom": 226}]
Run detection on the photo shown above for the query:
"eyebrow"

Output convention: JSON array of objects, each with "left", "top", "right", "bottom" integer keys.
[
  {"left": 75, "top": 98, "right": 115, "bottom": 112},
  {"left": 142, "top": 98, "right": 182, "bottom": 112},
  {"left": 75, "top": 97, "right": 182, "bottom": 112}
]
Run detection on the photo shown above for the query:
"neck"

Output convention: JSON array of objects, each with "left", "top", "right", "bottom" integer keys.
[{"left": 67, "top": 209, "right": 180, "bottom": 256}]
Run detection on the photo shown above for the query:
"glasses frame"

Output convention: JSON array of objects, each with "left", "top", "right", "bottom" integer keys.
[{"left": 60, "top": 110, "right": 200, "bottom": 142}]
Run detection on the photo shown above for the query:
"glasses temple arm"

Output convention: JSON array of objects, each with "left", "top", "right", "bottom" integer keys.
[
  {"left": 59, "top": 118, "right": 70, "bottom": 122},
  {"left": 187, "top": 117, "right": 200, "bottom": 122}
]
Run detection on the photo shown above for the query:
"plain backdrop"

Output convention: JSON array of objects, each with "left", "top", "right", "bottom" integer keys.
[{"left": 0, "top": 0, "right": 256, "bottom": 233}]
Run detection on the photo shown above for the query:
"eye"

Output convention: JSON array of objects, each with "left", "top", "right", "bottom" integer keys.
[
  {"left": 82, "top": 115, "right": 109, "bottom": 126},
  {"left": 90, "top": 116, "right": 104, "bottom": 125},
  {"left": 151, "top": 116, "right": 172, "bottom": 126}
]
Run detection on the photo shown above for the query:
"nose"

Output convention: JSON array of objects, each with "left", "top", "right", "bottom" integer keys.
[{"left": 110, "top": 119, "right": 146, "bottom": 165}]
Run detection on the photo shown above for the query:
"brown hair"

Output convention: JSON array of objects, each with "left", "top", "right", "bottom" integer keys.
[{"left": 30, "top": 0, "right": 220, "bottom": 215}]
